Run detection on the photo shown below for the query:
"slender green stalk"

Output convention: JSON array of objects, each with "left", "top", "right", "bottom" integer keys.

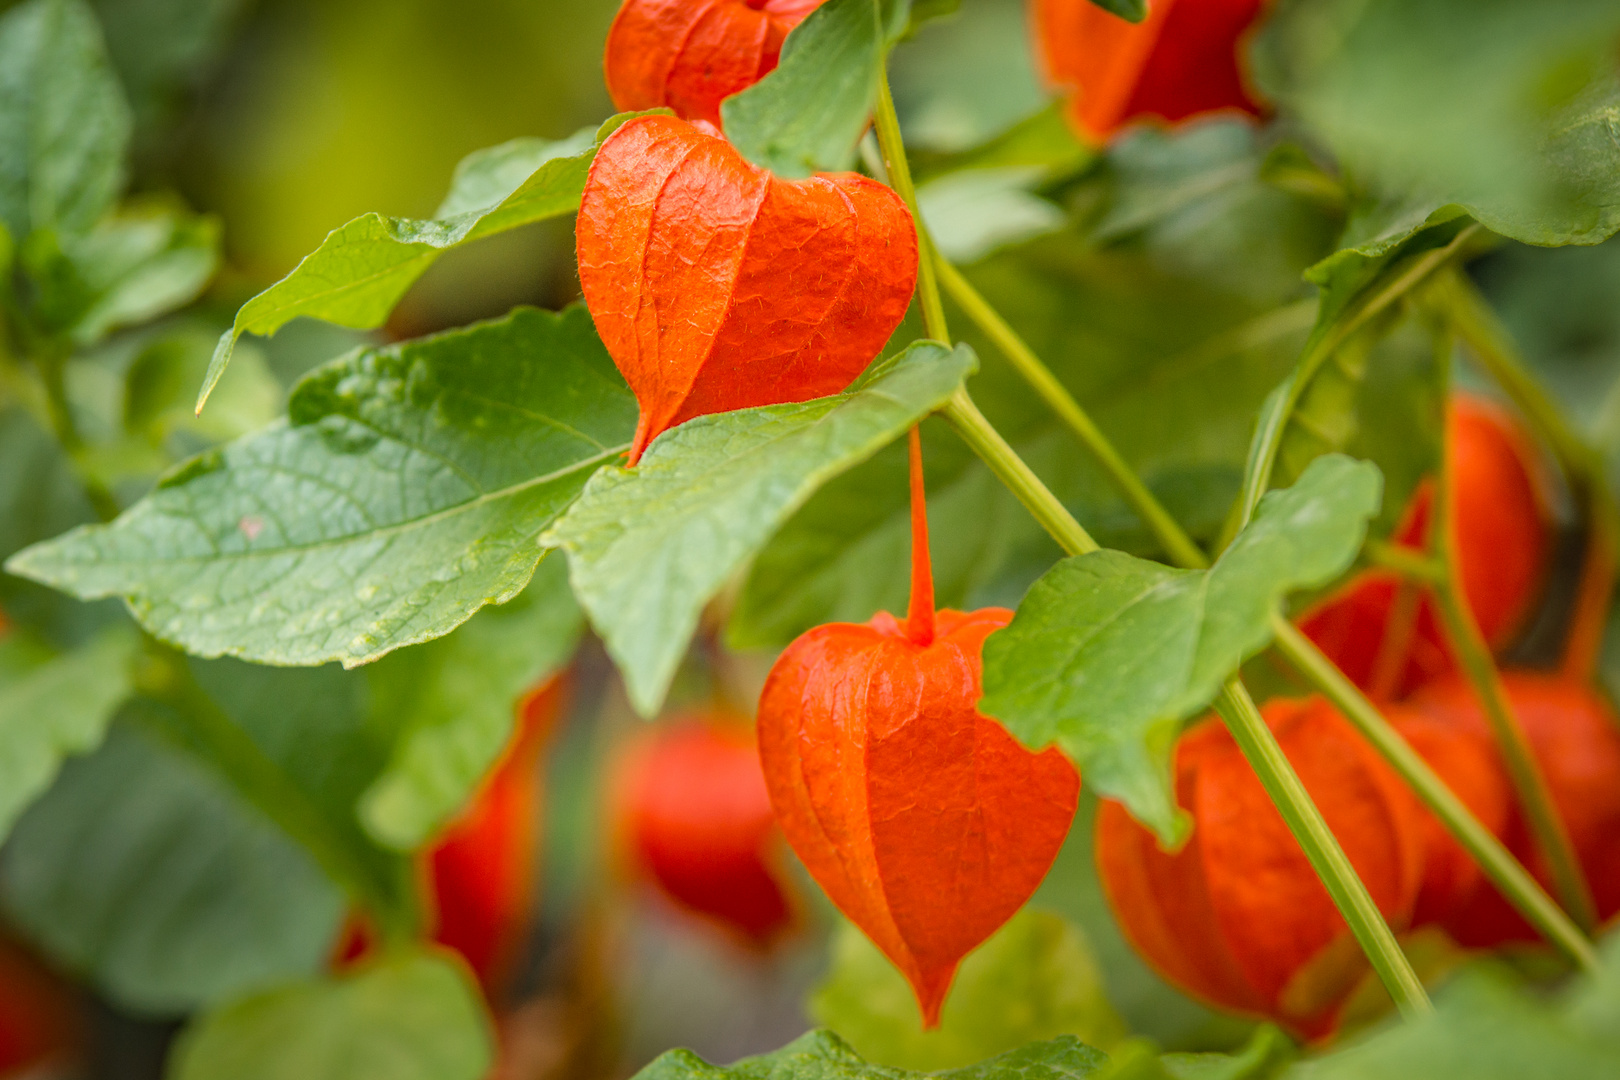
[
  {"left": 936, "top": 257, "right": 1208, "bottom": 570},
  {"left": 1271, "top": 617, "right": 1598, "bottom": 971},
  {"left": 1363, "top": 538, "right": 1447, "bottom": 584},
  {"left": 873, "top": 71, "right": 948, "bottom": 343},
  {"left": 1430, "top": 570, "right": 1598, "bottom": 932},
  {"left": 1214, "top": 678, "right": 1433, "bottom": 1018},
  {"left": 940, "top": 387, "right": 1099, "bottom": 556}
]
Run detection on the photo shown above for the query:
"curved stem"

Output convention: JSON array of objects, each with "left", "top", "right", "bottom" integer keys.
[
  {"left": 1214, "top": 678, "right": 1433, "bottom": 1019},
  {"left": 936, "top": 256, "right": 1209, "bottom": 570},
  {"left": 873, "top": 71, "right": 948, "bottom": 343},
  {"left": 1271, "top": 617, "right": 1598, "bottom": 972}
]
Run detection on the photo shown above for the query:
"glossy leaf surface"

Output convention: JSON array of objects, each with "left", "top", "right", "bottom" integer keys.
[
  {"left": 980, "top": 455, "right": 1382, "bottom": 841},
  {"left": 722, "top": 0, "right": 909, "bottom": 177},
  {"left": 196, "top": 118, "right": 623, "bottom": 409},
  {"left": 544, "top": 341, "right": 974, "bottom": 716},
  {"left": 170, "top": 950, "right": 492, "bottom": 1080},
  {"left": 8, "top": 306, "right": 635, "bottom": 668},
  {"left": 0, "top": 719, "right": 345, "bottom": 1013},
  {"left": 632, "top": 1030, "right": 1106, "bottom": 1080}
]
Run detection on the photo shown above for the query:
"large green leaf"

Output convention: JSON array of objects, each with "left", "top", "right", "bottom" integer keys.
[
  {"left": 7, "top": 306, "right": 636, "bottom": 668},
  {"left": 20, "top": 195, "right": 219, "bottom": 345},
  {"left": 1253, "top": 0, "right": 1620, "bottom": 252},
  {"left": 634, "top": 1030, "right": 1106, "bottom": 1080},
  {"left": 544, "top": 341, "right": 975, "bottom": 717},
  {"left": 195, "top": 117, "right": 630, "bottom": 409},
  {"left": 0, "top": 625, "right": 134, "bottom": 842},
  {"left": 359, "top": 556, "right": 582, "bottom": 851},
  {"left": 810, "top": 910, "right": 1125, "bottom": 1072},
  {"left": 169, "top": 949, "right": 493, "bottom": 1080},
  {"left": 0, "top": 717, "right": 345, "bottom": 1014},
  {"left": 980, "top": 455, "right": 1383, "bottom": 842},
  {"left": 0, "top": 0, "right": 130, "bottom": 241},
  {"left": 722, "top": 0, "right": 908, "bottom": 177}
]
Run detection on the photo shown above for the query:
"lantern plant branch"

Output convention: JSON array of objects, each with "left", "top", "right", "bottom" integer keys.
[
  {"left": 872, "top": 69, "right": 948, "bottom": 344},
  {"left": 1270, "top": 617, "right": 1598, "bottom": 972},
  {"left": 1214, "top": 678, "right": 1434, "bottom": 1020}
]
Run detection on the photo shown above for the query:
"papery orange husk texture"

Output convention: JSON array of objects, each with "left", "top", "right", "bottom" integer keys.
[
  {"left": 757, "top": 431, "right": 1080, "bottom": 1027},
  {"left": 1299, "top": 395, "right": 1551, "bottom": 701},
  {"left": 1096, "top": 697, "right": 1424, "bottom": 1039},
  {"left": 576, "top": 115, "right": 918, "bottom": 464},
  {"left": 616, "top": 717, "right": 796, "bottom": 945},
  {"left": 429, "top": 676, "right": 569, "bottom": 995},
  {"left": 604, "top": 0, "right": 827, "bottom": 128},
  {"left": 1032, "top": 0, "right": 1267, "bottom": 143},
  {"left": 1407, "top": 672, "right": 1620, "bottom": 945}
]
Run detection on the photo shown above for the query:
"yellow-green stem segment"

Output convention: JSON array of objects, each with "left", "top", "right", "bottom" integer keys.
[
  {"left": 1271, "top": 617, "right": 1598, "bottom": 972},
  {"left": 1214, "top": 678, "right": 1434, "bottom": 1020}
]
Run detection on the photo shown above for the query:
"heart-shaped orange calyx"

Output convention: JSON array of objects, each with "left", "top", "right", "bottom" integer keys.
[
  {"left": 604, "top": 0, "right": 827, "bottom": 128},
  {"left": 757, "top": 432, "right": 1080, "bottom": 1026},
  {"left": 576, "top": 115, "right": 918, "bottom": 463}
]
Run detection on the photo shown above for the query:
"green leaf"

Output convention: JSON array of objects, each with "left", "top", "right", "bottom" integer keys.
[
  {"left": 7, "top": 306, "right": 635, "bottom": 668},
  {"left": 1253, "top": 0, "right": 1620, "bottom": 251},
  {"left": 169, "top": 949, "right": 493, "bottom": 1080},
  {"left": 1085, "top": 0, "right": 1147, "bottom": 23},
  {"left": 0, "top": 625, "right": 134, "bottom": 840},
  {"left": 634, "top": 1030, "right": 1106, "bottom": 1080},
  {"left": 20, "top": 195, "right": 219, "bottom": 345},
  {"left": 909, "top": 104, "right": 1092, "bottom": 184},
  {"left": 359, "top": 556, "right": 582, "bottom": 851},
  {"left": 544, "top": 341, "right": 975, "bottom": 717},
  {"left": 0, "top": 0, "right": 131, "bottom": 241},
  {"left": 721, "top": 0, "right": 909, "bottom": 177},
  {"left": 980, "top": 455, "right": 1383, "bottom": 841},
  {"left": 195, "top": 115, "right": 639, "bottom": 410},
  {"left": 0, "top": 718, "right": 345, "bottom": 1013},
  {"left": 810, "top": 909, "right": 1125, "bottom": 1072}
]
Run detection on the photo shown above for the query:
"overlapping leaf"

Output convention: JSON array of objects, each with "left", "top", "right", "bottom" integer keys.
[
  {"left": 811, "top": 910, "right": 1125, "bottom": 1071},
  {"left": 722, "top": 0, "right": 910, "bottom": 177},
  {"left": 0, "top": 0, "right": 130, "bottom": 241},
  {"left": 0, "top": 627, "right": 135, "bottom": 842},
  {"left": 0, "top": 719, "right": 345, "bottom": 1013},
  {"left": 634, "top": 1030, "right": 1106, "bottom": 1080},
  {"left": 360, "top": 557, "right": 582, "bottom": 851},
  {"left": 980, "top": 455, "right": 1383, "bottom": 842},
  {"left": 545, "top": 341, "right": 976, "bottom": 716},
  {"left": 8, "top": 306, "right": 635, "bottom": 668},
  {"left": 196, "top": 117, "right": 632, "bottom": 408},
  {"left": 169, "top": 949, "right": 492, "bottom": 1080}
]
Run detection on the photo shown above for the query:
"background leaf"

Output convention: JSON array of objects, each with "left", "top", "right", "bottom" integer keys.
[
  {"left": 810, "top": 909, "right": 1125, "bottom": 1071},
  {"left": 169, "top": 949, "right": 493, "bottom": 1080},
  {"left": 196, "top": 116, "right": 636, "bottom": 408},
  {"left": 980, "top": 455, "right": 1383, "bottom": 840},
  {"left": 544, "top": 341, "right": 975, "bottom": 717},
  {"left": 0, "top": 717, "right": 345, "bottom": 1014},
  {"left": 8, "top": 305, "right": 635, "bottom": 668},
  {"left": 359, "top": 556, "right": 582, "bottom": 851},
  {"left": 634, "top": 1030, "right": 1107, "bottom": 1080},
  {"left": 721, "top": 0, "right": 909, "bottom": 177},
  {"left": 0, "top": 624, "right": 134, "bottom": 841},
  {"left": 0, "top": 0, "right": 131, "bottom": 241}
]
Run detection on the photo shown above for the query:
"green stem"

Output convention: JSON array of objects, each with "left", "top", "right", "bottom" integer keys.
[
  {"left": 1429, "top": 568, "right": 1599, "bottom": 932},
  {"left": 136, "top": 643, "right": 419, "bottom": 942},
  {"left": 873, "top": 71, "right": 949, "bottom": 343},
  {"left": 936, "top": 256, "right": 1209, "bottom": 570},
  {"left": 1271, "top": 617, "right": 1598, "bottom": 971},
  {"left": 1363, "top": 538, "right": 1447, "bottom": 585},
  {"left": 1214, "top": 678, "right": 1433, "bottom": 1019},
  {"left": 1233, "top": 224, "right": 1482, "bottom": 538}
]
